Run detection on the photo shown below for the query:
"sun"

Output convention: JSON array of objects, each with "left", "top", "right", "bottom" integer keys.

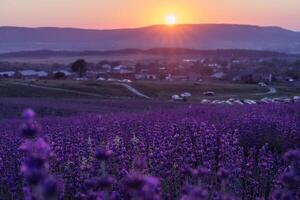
[{"left": 165, "top": 15, "right": 177, "bottom": 26}]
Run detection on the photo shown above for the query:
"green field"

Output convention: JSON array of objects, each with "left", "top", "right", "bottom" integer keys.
[
  {"left": 1, "top": 79, "right": 300, "bottom": 100},
  {"left": 131, "top": 81, "right": 271, "bottom": 100},
  {"left": 0, "top": 79, "right": 134, "bottom": 99},
  {"left": 0, "top": 78, "right": 300, "bottom": 119}
]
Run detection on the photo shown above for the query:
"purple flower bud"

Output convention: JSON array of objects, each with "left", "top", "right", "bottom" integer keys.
[
  {"left": 95, "top": 149, "right": 113, "bottom": 161},
  {"left": 75, "top": 192, "right": 86, "bottom": 199},
  {"left": 284, "top": 150, "right": 300, "bottom": 163},
  {"left": 143, "top": 176, "right": 160, "bottom": 188},
  {"left": 22, "top": 108, "right": 36, "bottom": 120},
  {"left": 272, "top": 190, "right": 283, "bottom": 200},
  {"left": 97, "top": 175, "right": 114, "bottom": 190},
  {"left": 41, "top": 177, "right": 63, "bottom": 199},
  {"left": 189, "top": 168, "right": 199, "bottom": 177},
  {"left": 198, "top": 167, "right": 211, "bottom": 177},
  {"left": 133, "top": 157, "right": 147, "bottom": 171},
  {"left": 110, "top": 191, "right": 121, "bottom": 200},
  {"left": 272, "top": 190, "right": 295, "bottom": 200},
  {"left": 25, "top": 157, "right": 46, "bottom": 170},
  {"left": 217, "top": 168, "right": 229, "bottom": 180},
  {"left": 123, "top": 173, "right": 145, "bottom": 191},
  {"left": 86, "top": 191, "right": 97, "bottom": 200},
  {"left": 220, "top": 193, "right": 236, "bottom": 200},
  {"left": 23, "top": 186, "right": 33, "bottom": 200},
  {"left": 21, "top": 121, "right": 41, "bottom": 139},
  {"left": 25, "top": 170, "right": 46, "bottom": 185},
  {"left": 280, "top": 170, "right": 300, "bottom": 189},
  {"left": 84, "top": 178, "right": 97, "bottom": 191},
  {"left": 181, "top": 185, "right": 208, "bottom": 200}
]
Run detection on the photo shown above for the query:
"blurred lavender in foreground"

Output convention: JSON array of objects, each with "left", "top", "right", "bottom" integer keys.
[
  {"left": 272, "top": 150, "right": 300, "bottom": 200},
  {"left": 19, "top": 108, "right": 63, "bottom": 200}
]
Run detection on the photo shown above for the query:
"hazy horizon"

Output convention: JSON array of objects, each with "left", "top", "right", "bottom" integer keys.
[
  {"left": 1, "top": 23, "right": 299, "bottom": 32},
  {"left": 1, "top": 0, "right": 300, "bottom": 31}
]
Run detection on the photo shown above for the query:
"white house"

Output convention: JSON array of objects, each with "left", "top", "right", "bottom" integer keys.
[
  {"left": 293, "top": 96, "right": 300, "bottom": 103},
  {"left": 211, "top": 72, "right": 225, "bottom": 79},
  {"left": 180, "top": 92, "right": 192, "bottom": 97},
  {"left": 20, "top": 70, "right": 48, "bottom": 77},
  {"left": 0, "top": 71, "right": 15, "bottom": 77},
  {"left": 171, "top": 94, "right": 183, "bottom": 101},
  {"left": 134, "top": 74, "right": 157, "bottom": 80},
  {"left": 102, "top": 64, "right": 112, "bottom": 71},
  {"left": 112, "top": 65, "right": 135, "bottom": 74}
]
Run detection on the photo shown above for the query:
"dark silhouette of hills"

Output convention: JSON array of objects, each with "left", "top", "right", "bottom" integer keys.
[
  {"left": 0, "top": 48, "right": 289, "bottom": 59},
  {"left": 0, "top": 24, "right": 300, "bottom": 53}
]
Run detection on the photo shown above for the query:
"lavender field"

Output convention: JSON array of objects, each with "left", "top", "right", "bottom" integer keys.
[{"left": 1, "top": 103, "right": 300, "bottom": 200}]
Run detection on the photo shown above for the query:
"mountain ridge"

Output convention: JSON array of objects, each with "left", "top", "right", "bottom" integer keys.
[
  {"left": 1, "top": 23, "right": 298, "bottom": 32},
  {"left": 1, "top": 24, "right": 300, "bottom": 53},
  {"left": 0, "top": 48, "right": 291, "bottom": 59}
]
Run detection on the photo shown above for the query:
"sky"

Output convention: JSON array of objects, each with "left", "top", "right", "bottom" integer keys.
[{"left": 0, "top": 0, "right": 300, "bottom": 31}]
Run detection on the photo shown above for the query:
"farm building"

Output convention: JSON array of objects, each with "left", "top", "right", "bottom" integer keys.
[
  {"left": 19, "top": 70, "right": 48, "bottom": 77},
  {"left": 0, "top": 71, "right": 15, "bottom": 77}
]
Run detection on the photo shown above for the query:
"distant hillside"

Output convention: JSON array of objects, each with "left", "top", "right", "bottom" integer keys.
[
  {"left": 0, "top": 24, "right": 300, "bottom": 53},
  {"left": 0, "top": 49, "right": 289, "bottom": 59}
]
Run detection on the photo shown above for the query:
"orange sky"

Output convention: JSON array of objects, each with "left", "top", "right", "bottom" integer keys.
[{"left": 0, "top": 0, "right": 299, "bottom": 31}]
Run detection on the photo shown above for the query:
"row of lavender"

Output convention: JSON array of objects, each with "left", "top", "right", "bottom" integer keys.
[{"left": 0, "top": 103, "right": 300, "bottom": 199}]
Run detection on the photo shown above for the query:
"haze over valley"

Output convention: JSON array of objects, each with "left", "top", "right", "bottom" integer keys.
[{"left": 1, "top": 24, "right": 300, "bottom": 54}]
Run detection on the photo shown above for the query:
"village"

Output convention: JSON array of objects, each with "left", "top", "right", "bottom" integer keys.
[
  {"left": 0, "top": 57, "right": 300, "bottom": 84},
  {"left": 0, "top": 56, "right": 300, "bottom": 105}
]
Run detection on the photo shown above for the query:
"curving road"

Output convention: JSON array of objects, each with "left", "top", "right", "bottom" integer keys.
[
  {"left": 251, "top": 86, "right": 277, "bottom": 96},
  {"left": 10, "top": 81, "right": 151, "bottom": 99},
  {"left": 118, "top": 83, "right": 151, "bottom": 99},
  {"left": 267, "top": 86, "right": 277, "bottom": 94}
]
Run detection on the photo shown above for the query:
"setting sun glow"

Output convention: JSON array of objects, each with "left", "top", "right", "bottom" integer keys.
[{"left": 165, "top": 15, "right": 177, "bottom": 25}]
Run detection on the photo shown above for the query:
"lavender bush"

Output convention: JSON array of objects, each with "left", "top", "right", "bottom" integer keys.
[
  {"left": 19, "top": 109, "right": 63, "bottom": 200},
  {"left": 0, "top": 103, "right": 300, "bottom": 199}
]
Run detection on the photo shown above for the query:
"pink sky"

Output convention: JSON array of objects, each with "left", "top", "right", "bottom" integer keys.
[{"left": 0, "top": 0, "right": 299, "bottom": 31}]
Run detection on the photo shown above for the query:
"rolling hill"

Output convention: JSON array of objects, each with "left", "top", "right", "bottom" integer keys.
[
  {"left": 0, "top": 24, "right": 300, "bottom": 53},
  {"left": 0, "top": 49, "right": 288, "bottom": 59}
]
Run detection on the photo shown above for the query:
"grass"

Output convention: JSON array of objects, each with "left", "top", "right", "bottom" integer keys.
[
  {"left": 0, "top": 81, "right": 83, "bottom": 98},
  {"left": 2, "top": 79, "right": 135, "bottom": 99},
  {"left": 272, "top": 82, "right": 300, "bottom": 96},
  {"left": 1, "top": 78, "right": 300, "bottom": 120},
  {"left": 2, "top": 79, "right": 300, "bottom": 100},
  {"left": 131, "top": 80, "right": 270, "bottom": 100}
]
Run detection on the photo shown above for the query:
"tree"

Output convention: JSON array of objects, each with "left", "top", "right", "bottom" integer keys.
[
  {"left": 71, "top": 59, "right": 87, "bottom": 77},
  {"left": 54, "top": 72, "right": 66, "bottom": 79}
]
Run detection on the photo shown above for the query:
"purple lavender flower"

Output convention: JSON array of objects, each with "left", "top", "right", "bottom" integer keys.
[
  {"left": 20, "top": 120, "right": 42, "bottom": 139},
  {"left": 181, "top": 185, "right": 209, "bottom": 200},
  {"left": 280, "top": 169, "right": 300, "bottom": 189},
  {"left": 96, "top": 175, "right": 115, "bottom": 190},
  {"left": 95, "top": 149, "right": 113, "bottom": 161},
  {"left": 198, "top": 167, "right": 211, "bottom": 177},
  {"left": 41, "top": 176, "right": 64, "bottom": 200},
  {"left": 283, "top": 150, "right": 300, "bottom": 163},
  {"left": 19, "top": 109, "right": 63, "bottom": 200},
  {"left": 123, "top": 173, "right": 145, "bottom": 191},
  {"left": 217, "top": 168, "right": 229, "bottom": 180},
  {"left": 22, "top": 108, "right": 36, "bottom": 120}
]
